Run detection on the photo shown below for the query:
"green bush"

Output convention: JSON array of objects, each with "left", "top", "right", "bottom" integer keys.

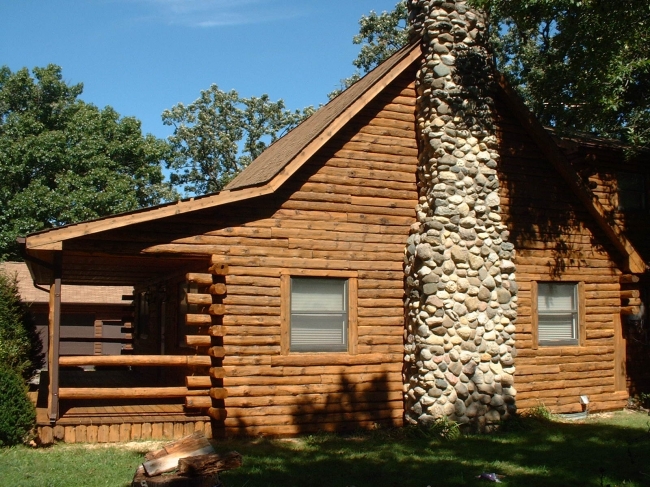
[
  {"left": 405, "top": 416, "right": 461, "bottom": 440},
  {"left": 0, "top": 366, "right": 35, "bottom": 446},
  {"left": 0, "top": 269, "right": 43, "bottom": 380},
  {"left": 523, "top": 403, "right": 556, "bottom": 421}
]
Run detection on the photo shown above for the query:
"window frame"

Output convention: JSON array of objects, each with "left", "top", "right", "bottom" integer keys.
[
  {"left": 532, "top": 281, "right": 585, "bottom": 348},
  {"left": 280, "top": 270, "right": 358, "bottom": 355}
]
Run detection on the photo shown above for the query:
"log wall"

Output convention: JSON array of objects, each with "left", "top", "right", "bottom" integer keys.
[
  {"left": 495, "top": 94, "right": 629, "bottom": 413},
  {"left": 63, "top": 67, "right": 419, "bottom": 437},
  {"left": 43, "top": 66, "right": 637, "bottom": 441},
  {"left": 559, "top": 141, "right": 650, "bottom": 395},
  {"left": 211, "top": 72, "right": 418, "bottom": 435}
]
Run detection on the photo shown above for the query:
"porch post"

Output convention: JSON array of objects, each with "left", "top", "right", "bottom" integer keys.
[{"left": 47, "top": 253, "right": 62, "bottom": 423}]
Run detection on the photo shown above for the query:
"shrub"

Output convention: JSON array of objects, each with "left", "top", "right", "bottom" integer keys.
[
  {"left": 629, "top": 392, "right": 650, "bottom": 410},
  {"left": 523, "top": 403, "right": 556, "bottom": 421},
  {"left": 0, "top": 365, "right": 35, "bottom": 446},
  {"left": 406, "top": 416, "right": 461, "bottom": 440},
  {"left": 0, "top": 268, "right": 43, "bottom": 380}
]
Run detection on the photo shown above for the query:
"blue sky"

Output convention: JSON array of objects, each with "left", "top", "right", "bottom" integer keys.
[{"left": 1, "top": 0, "right": 401, "bottom": 140}]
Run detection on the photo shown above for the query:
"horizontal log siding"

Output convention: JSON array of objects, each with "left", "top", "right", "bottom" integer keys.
[
  {"left": 496, "top": 96, "right": 628, "bottom": 414},
  {"left": 52, "top": 69, "right": 416, "bottom": 438},
  {"left": 558, "top": 143, "right": 650, "bottom": 396},
  {"left": 211, "top": 75, "right": 416, "bottom": 434},
  {"left": 58, "top": 70, "right": 407, "bottom": 436}
]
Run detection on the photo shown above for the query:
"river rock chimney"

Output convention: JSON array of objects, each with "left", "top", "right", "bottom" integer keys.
[{"left": 403, "top": 0, "right": 517, "bottom": 431}]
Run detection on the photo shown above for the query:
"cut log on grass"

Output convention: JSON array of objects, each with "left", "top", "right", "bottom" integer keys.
[
  {"left": 178, "top": 451, "right": 242, "bottom": 476},
  {"left": 133, "top": 433, "right": 241, "bottom": 486},
  {"left": 143, "top": 432, "right": 215, "bottom": 476}
]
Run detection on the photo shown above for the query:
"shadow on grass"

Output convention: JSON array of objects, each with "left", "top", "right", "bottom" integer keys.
[{"left": 216, "top": 413, "right": 650, "bottom": 487}]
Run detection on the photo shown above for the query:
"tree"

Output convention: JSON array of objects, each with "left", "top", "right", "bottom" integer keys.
[
  {"left": 472, "top": 0, "right": 650, "bottom": 146},
  {"left": 0, "top": 365, "right": 35, "bottom": 446},
  {"left": 162, "top": 86, "right": 314, "bottom": 195},
  {"left": 330, "top": 1, "right": 408, "bottom": 98},
  {"left": 344, "top": 0, "right": 650, "bottom": 147},
  {"left": 0, "top": 269, "right": 43, "bottom": 380},
  {"left": 0, "top": 65, "right": 175, "bottom": 261}
]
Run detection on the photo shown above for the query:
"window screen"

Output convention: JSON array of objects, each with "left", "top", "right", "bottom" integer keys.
[
  {"left": 290, "top": 277, "right": 347, "bottom": 352},
  {"left": 538, "top": 282, "right": 578, "bottom": 346}
]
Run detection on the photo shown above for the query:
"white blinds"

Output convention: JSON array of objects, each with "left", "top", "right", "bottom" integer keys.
[
  {"left": 291, "top": 278, "right": 346, "bottom": 312},
  {"left": 538, "top": 283, "right": 575, "bottom": 311},
  {"left": 538, "top": 315, "right": 576, "bottom": 341},
  {"left": 290, "top": 316, "right": 346, "bottom": 346},
  {"left": 537, "top": 283, "right": 578, "bottom": 344},
  {"left": 290, "top": 278, "right": 347, "bottom": 352}
]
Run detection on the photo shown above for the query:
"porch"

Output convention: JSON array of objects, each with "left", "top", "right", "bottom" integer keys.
[
  {"left": 21, "top": 248, "right": 229, "bottom": 444},
  {"left": 34, "top": 368, "right": 213, "bottom": 443}
]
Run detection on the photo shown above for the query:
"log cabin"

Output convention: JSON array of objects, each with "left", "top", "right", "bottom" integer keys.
[{"left": 19, "top": 40, "right": 650, "bottom": 443}]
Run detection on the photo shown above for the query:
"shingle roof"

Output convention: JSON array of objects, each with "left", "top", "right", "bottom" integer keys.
[
  {"left": 22, "top": 41, "right": 422, "bottom": 252},
  {"left": 225, "top": 42, "right": 421, "bottom": 191},
  {"left": 0, "top": 262, "right": 131, "bottom": 304}
]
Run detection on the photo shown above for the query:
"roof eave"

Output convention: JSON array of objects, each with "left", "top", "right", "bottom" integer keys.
[{"left": 23, "top": 43, "right": 422, "bottom": 251}]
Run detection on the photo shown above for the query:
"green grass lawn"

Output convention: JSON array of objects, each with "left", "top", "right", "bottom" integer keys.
[{"left": 1, "top": 410, "right": 649, "bottom": 487}]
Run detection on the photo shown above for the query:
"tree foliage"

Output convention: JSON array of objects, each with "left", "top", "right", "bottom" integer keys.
[
  {"left": 0, "top": 269, "right": 43, "bottom": 380},
  {"left": 330, "top": 1, "right": 408, "bottom": 98},
  {"left": 0, "top": 365, "right": 35, "bottom": 446},
  {"left": 344, "top": 0, "right": 650, "bottom": 147},
  {"left": 162, "top": 86, "right": 314, "bottom": 195},
  {"left": 0, "top": 65, "right": 175, "bottom": 260},
  {"left": 473, "top": 0, "right": 650, "bottom": 146}
]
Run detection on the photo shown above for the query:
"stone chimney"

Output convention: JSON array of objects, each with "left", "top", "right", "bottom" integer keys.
[{"left": 403, "top": 0, "right": 517, "bottom": 431}]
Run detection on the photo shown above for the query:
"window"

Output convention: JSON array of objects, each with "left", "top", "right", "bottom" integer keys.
[
  {"left": 617, "top": 172, "right": 646, "bottom": 210},
  {"left": 536, "top": 282, "right": 580, "bottom": 346},
  {"left": 290, "top": 277, "right": 347, "bottom": 352},
  {"left": 280, "top": 271, "right": 357, "bottom": 355}
]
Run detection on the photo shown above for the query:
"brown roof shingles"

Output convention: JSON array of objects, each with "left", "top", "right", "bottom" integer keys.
[{"left": 225, "top": 42, "right": 420, "bottom": 191}]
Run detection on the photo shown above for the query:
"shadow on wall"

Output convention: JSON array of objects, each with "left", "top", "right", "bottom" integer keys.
[
  {"left": 224, "top": 372, "right": 396, "bottom": 437},
  {"left": 571, "top": 146, "right": 650, "bottom": 264},
  {"left": 573, "top": 154, "right": 650, "bottom": 395},
  {"left": 495, "top": 99, "right": 620, "bottom": 280}
]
